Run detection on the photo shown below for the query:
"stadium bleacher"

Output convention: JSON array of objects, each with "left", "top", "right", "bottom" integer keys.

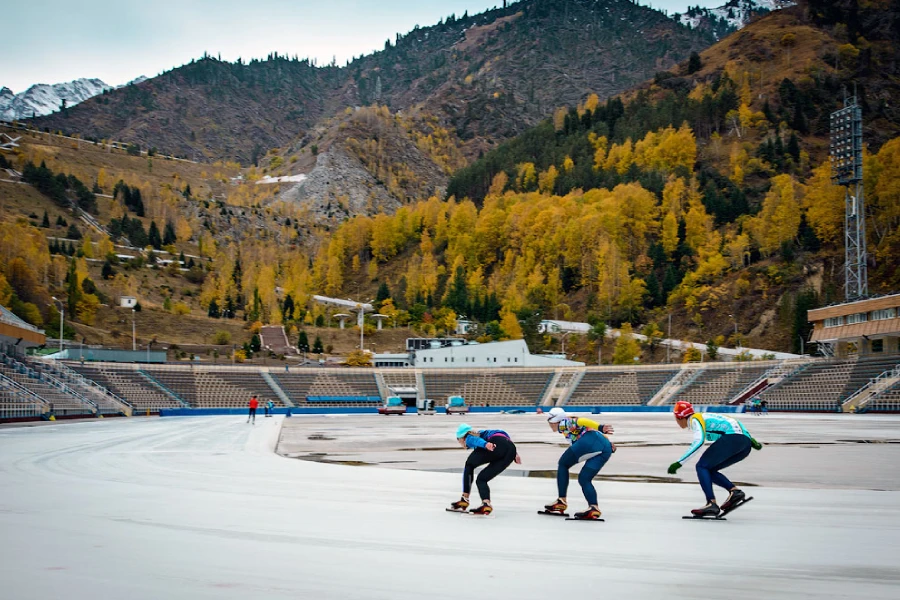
[
  {"left": 422, "top": 370, "right": 552, "bottom": 406},
  {"left": 667, "top": 364, "right": 770, "bottom": 406},
  {"left": 70, "top": 363, "right": 180, "bottom": 413},
  {"left": 5, "top": 351, "right": 900, "bottom": 422},
  {"left": 760, "top": 356, "right": 900, "bottom": 412},
  {"left": 272, "top": 370, "right": 381, "bottom": 406},
  {"left": 566, "top": 369, "right": 679, "bottom": 405}
]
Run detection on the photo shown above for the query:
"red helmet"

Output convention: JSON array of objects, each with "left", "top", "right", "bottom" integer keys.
[{"left": 673, "top": 401, "right": 694, "bottom": 419}]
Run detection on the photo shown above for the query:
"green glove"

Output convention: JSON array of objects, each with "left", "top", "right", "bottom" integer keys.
[
  {"left": 751, "top": 438, "right": 762, "bottom": 450},
  {"left": 667, "top": 461, "right": 682, "bottom": 475}
]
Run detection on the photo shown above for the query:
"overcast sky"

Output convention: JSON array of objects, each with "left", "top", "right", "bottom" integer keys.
[{"left": 4, "top": 1, "right": 723, "bottom": 93}]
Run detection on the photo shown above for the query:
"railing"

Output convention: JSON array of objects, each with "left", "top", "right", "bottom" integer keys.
[
  {"left": 137, "top": 370, "right": 190, "bottom": 407},
  {"left": 35, "top": 359, "right": 131, "bottom": 414},
  {"left": 2, "top": 354, "right": 99, "bottom": 413},
  {"left": 844, "top": 364, "right": 900, "bottom": 411},
  {"left": 0, "top": 371, "right": 49, "bottom": 420}
]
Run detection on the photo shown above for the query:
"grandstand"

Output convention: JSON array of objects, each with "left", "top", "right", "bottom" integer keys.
[
  {"left": 421, "top": 369, "right": 554, "bottom": 406},
  {"left": 5, "top": 349, "right": 900, "bottom": 421},
  {"left": 667, "top": 364, "right": 771, "bottom": 406},
  {"left": 70, "top": 363, "right": 181, "bottom": 413},
  {"left": 867, "top": 380, "right": 900, "bottom": 412},
  {"left": 760, "top": 356, "right": 900, "bottom": 411},
  {"left": 0, "top": 355, "right": 96, "bottom": 417},
  {"left": 566, "top": 368, "right": 679, "bottom": 405},
  {"left": 272, "top": 370, "right": 381, "bottom": 406},
  {"left": 143, "top": 366, "right": 281, "bottom": 408}
]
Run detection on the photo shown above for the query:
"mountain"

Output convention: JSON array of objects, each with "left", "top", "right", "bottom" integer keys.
[
  {"left": 0, "top": 78, "right": 111, "bottom": 121},
  {"left": 673, "top": 0, "right": 795, "bottom": 39},
  {"left": 34, "top": 0, "right": 715, "bottom": 166}
]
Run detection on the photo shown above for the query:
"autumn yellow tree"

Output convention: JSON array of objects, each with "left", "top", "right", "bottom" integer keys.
[
  {"left": 749, "top": 174, "right": 803, "bottom": 256},
  {"left": 612, "top": 323, "right": 641, "bottom": 365},
  {"left": 803, "top": 162, "right": 845, "bottom": 245}
]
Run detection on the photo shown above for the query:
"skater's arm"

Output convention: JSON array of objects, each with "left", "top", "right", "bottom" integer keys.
[
  {"left": 574, "top": 418, "right": 613, "bottom": 435},
  {"left": 464, "top": 435, "right": 488, "bottom": 450},
  {"left": 676, "top": 419, "right": 705, "bottom": 463}
]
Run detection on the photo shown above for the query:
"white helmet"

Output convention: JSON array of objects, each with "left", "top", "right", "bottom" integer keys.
[{"left": 547, "top": 407, "right": 568, "bottom": 423}]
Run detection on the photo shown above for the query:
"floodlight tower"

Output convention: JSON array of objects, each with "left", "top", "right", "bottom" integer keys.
[
  {"left": 312, "top": 295, "right": 374, "bottom": 351},
  {"left": 830, "top": 89, "right": 868, "bottom": 301}
]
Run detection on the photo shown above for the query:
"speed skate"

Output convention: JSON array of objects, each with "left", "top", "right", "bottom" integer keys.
[{"left": 682, "top": 497, "right": 754, "bottom": 520}]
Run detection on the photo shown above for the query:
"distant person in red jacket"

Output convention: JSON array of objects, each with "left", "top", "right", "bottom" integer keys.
[{"left": 247, "top": 395, "right": 259, "bottom": 424}]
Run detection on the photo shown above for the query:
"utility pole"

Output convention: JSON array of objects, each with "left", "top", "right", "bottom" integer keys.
[
  {"left": 132, "top": 308, "right": 136, "bottom": 351},
  {"left": 51, "top": 297, "right": 64, "bottom": 352},
  {"left": 667, "top": 313, "right": 672, "bottom": 363}
]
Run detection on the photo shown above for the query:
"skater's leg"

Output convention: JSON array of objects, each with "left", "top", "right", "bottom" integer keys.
[
  {"left": 463, "top": 449, "right": 492, "bottom": 496},
  {"left": 556, "top": 445, "right": 580, "bottom": 500},
  {"left": 696, "top": 435, "right": 752, "bottom": 500},
  {"left": 475, "top": 440, "right": 517, "bottom": 501},
  {"left": 694, "top": 463, "right": 716, "bottom": 501},
  {"left": 577, "top": 451, "right": 610, "bottom": 506}
]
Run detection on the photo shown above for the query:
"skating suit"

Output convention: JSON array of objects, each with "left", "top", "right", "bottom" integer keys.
[
  {"left": 464, "top": 429, "right": 511, "bottom": 449},
  {"left": 677, "top": 413, "right": 750, "bottom": 464},
  {"left": 557, "top": 418, "right": 608, "bottom": 444}
]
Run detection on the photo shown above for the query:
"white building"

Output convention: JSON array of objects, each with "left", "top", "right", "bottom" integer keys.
[
  {"left": 411, "top": 339, "right": 584, "bottom": 368},
  {"left": 538, "top": 320, "right": 592, "bottom": 334},
  {"left": 119, "top": 296, "right": 137, "bottom": 308},
  {"left": 455, "top": 319, "right": 476, "bottom": 335}
]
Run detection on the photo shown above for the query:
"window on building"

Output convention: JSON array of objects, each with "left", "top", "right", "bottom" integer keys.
[
  {"left": 871, "top": 308, "right": 897, "bottom": 321},
  {"left": 872, "top": 339, "right": 884, "bottom": 353},
  {"left": 493, "top": 357, "right": 497, "bottom": 363},
  {"left": 847, "top": 312, "right": 868, "bottom": 324},
  {"left": 824, "top": 317, "right": 844, "bottom": 328}
]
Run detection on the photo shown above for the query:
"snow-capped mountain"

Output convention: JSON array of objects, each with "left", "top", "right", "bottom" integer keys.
[
  {"left": 0, "top": 78, "right": 110, "bottom": 121},
  {"left": 673, "top": 0, "right": 795, "bottom": 39}
]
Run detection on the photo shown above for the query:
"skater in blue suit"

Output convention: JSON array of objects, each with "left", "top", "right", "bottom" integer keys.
[
  {"left": 542, "top": 407, "right": 615, "bottom": 520},
  {"left": 669, "top": 401, "right": 762, "bottom": 517},
  {"left": 448, "top": 424, "right": 521, "bottom": 515}
]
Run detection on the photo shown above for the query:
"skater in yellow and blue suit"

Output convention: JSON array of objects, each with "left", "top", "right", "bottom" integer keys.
[{"left": 543, "top": 407, "right": 615, "bottom": 520}]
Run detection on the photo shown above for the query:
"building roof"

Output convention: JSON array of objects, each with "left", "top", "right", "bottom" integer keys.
[{"left": 0, "top": 305, "right": 42, "bottom": 333}]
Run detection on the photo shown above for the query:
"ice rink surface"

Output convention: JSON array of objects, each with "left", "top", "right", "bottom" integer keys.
[{"left": 2, "top": 414, "right": 900, "bottom": 599}]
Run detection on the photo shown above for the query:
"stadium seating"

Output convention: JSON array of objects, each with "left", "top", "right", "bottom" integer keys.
[
  {"left": 758, "top": 356, "right": 900, "bottom": 411},
  {"left": 667, "top": 364, "right": 770, "bottom": 406},
  {"left": 144, "top": 368, "right": 281, "bottom": 408},
  {"left": 272, "top": 370, "right": 381, "bottom": 406},
  {"left": 867, "top": 380, "right": 900, "bottom": 412},
  {"left": 0, "top": 381, "right": 46, "bottom": 420},
  {"left": 566, "top": 368, "right": 679, "bottom": 405},
  {"left": 422, "top": 370, "right": 553, "bottom": 406},
  {"left": 70, "top": 364, "right": 180, "bottom": 412}
]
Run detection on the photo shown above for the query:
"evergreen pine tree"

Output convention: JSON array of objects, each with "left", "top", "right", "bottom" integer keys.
[
  {"left": 375, "top": 282, "right": 391, "bottom": 303},
  {"left": 41, "top": 211, "right": 50, "bottom": 228},
  {"left": 312, "top": 336, "right": 324, "bottom": 354},
  {"left": 164, "top": 221, "right": 177, "bottom": 245},
  {"left": 208, "top": 299, "right": 220, "bottom": 318},
  {"left": 148, "top": 221, "right": 162, "bottom": 249},
  {"left": 297, "top": 330, "right": 310, "bottom": 353}
]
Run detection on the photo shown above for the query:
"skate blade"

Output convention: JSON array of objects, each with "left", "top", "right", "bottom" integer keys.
[
  {"left": 445, "top": 508, "right": 468, "bottom": 513},
  {"left": 566, "top": 517, "right": 605, "bottom": 522},
  {"left": 537, "top": 510, "right": 570, "bottom": 517},
  {"left": 682, "top": 515, "right": 726, "bottom": 520},
  {"left": 720, "top": 496, "right": 754, "bottom": 517}
]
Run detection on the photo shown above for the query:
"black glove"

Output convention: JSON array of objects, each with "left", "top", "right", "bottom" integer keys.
[
  {"left": 667, "top": 461, "right": 682, "bottom": 475},
  {"left": 751, "top": 438, "right": 762, "bottom": 450}
]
